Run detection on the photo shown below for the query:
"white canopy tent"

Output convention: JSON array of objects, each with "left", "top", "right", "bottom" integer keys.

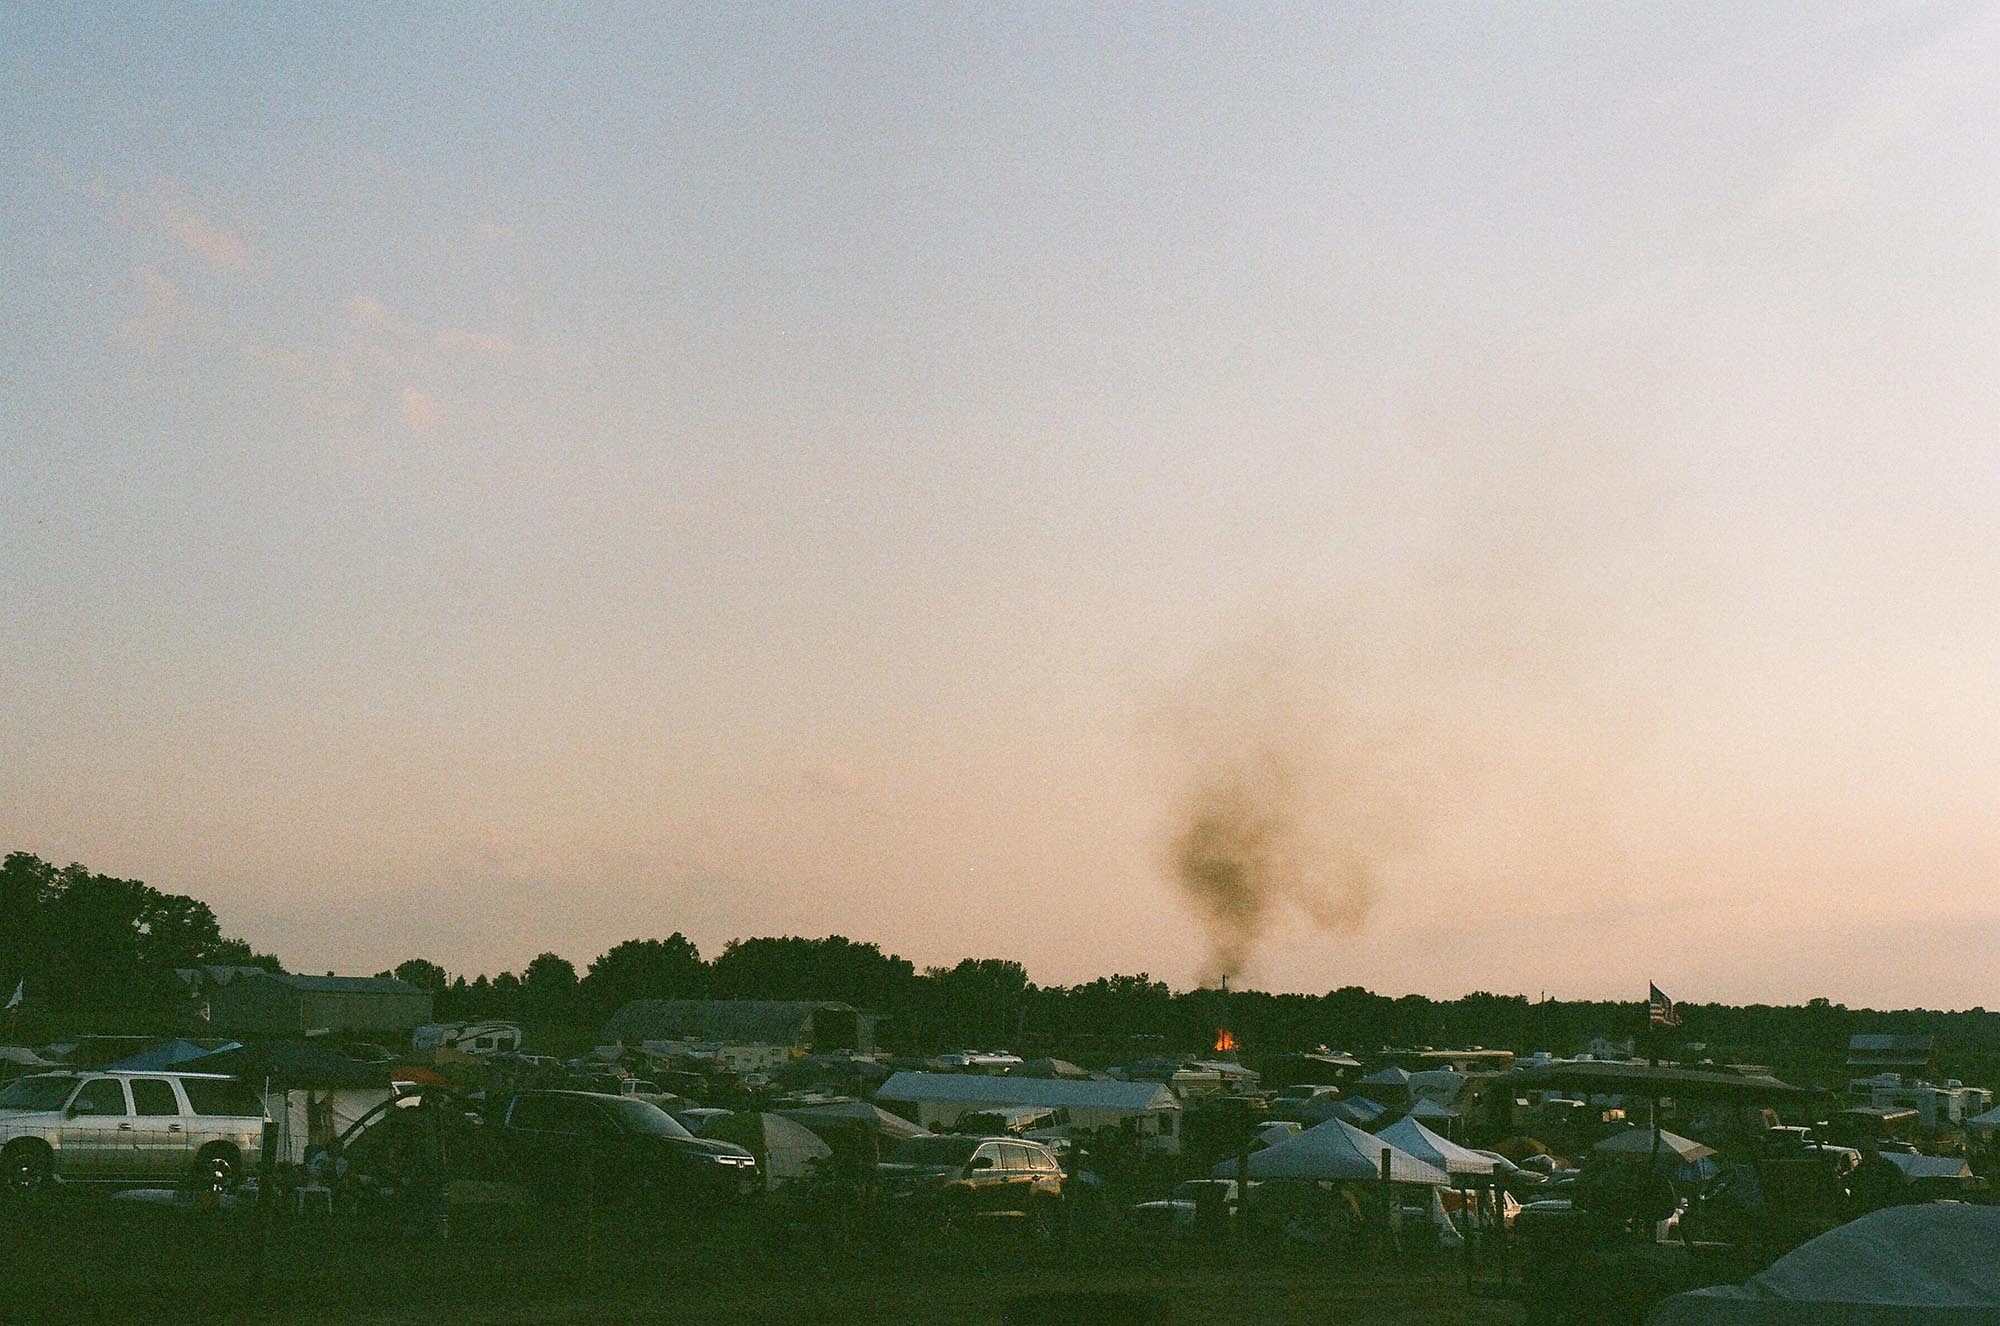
[
  {"left": 1212, "top": 1116, "right": 1448, "bottom": 1186},
  {"left": 1965, "top": 1103, "right": 2000, "bottom": 1132},
  {"left": 1378, "top": 1115, "right": 1496, "bottom": 1181},
  {"left": 1648, "top": 1204, "right": 2000, "bottom": 1325}
]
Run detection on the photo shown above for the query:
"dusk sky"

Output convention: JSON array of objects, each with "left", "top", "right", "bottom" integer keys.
[{"left": 3, "top": 4, "right": 1995, "bottom": 1008}]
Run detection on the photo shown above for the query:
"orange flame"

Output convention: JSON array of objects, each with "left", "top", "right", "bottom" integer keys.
[{"left": 1214, "top": 1028, "right": 1239, "bottom": 1053}]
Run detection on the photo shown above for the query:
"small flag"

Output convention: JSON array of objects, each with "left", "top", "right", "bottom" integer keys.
[
  {"left": 5, "top": 980, "right": 20, "bottom": 1011},
  {"left": 1649, "top": 982, "right": 1681, "bottom": 1028}
]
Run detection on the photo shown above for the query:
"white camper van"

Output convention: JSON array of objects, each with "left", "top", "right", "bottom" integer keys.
[{"left": 411, "top": 1020, "right": 524, "bottom": 1055}]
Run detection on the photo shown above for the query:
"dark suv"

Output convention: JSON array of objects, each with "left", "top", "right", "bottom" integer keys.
[
  {"left": 494, "top": 1090, "right": 757, "bottom": 1204},
  {"left": 878, "top": 1134, "right": 1063, "bottom": 1232}
]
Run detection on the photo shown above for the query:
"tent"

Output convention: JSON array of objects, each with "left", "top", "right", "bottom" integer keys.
[
  {"left": 1256, "top": 1121, "right": 1304, "bottom": 1148},
  {"left": 1016, "top": 1058, "right": 1093, "bottom": 1079},
  {"left": 782, "top": 1098, "right": 928, "bottom": 1141},
  {"left": 180, "top": 1042, "right": 395, "bottom": 1164},
  {"left": 1595, "top": 1129, "right": 1715, "bottom": 1164},
  {"left": 1879, "top": 1151, "right": 1973, "bottom": 1182},
  {"left": 181, "top": 1042, "right": 392, "bottom": 1089},
  {"left": 1359, "top": 1066, "right": 1411, "bottom": 1089},
  {"left": 1378, "top": 1115, "right": 1496, "bottom": 1180},
  {"left": 389, "top": 1065, "right": 450, "bottom": 1087},
  {"left": 698, "top": 1112, "right": 833, "bottom": 1189},
  {"left": 1304, "top": 1093, "right": 1385, "bottom": 1126},
  {"left": 1512, "top": 1061, "right": 1818, "bottom": 1108},
  {"left": 1408, "top": 1098, "right": 1458, "bottom": 1121},
  {"left": 1647, "top": 1203, "right": 2000, "bottom": 1325},
  {"left": 1212, "top": 1117, "right": 1448, "bottom": 1186},
  {"left": 781, "top": 1099, "right": 928, "bottom": 1166},
  {"left": 102, "top": 1039, "right": 239, "bottom": 1072},
  {"left": 1965, "top": 1104, "right": 2000, "bottom": 1132}
]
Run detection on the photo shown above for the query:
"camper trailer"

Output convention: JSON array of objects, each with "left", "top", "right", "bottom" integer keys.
[{"left": 411, "top": 1020, "right": 524, "bottom": 1056}]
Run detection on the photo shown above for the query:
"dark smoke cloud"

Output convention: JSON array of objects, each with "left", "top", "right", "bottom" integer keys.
[{"left": 1158, "top": 641, "right": 1408, "bottom": 985}]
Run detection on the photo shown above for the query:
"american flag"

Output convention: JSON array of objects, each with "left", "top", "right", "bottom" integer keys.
[{"left": 1649, "top": 983, "right": 1681, "bottom": 1028}]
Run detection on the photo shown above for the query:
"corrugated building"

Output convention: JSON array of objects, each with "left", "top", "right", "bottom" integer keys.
[
  {"left": 208, "top": 972, "right": 433, "bottom": 1037},
  {"left": 601, "top": 999, "right": 880, "bottom": 1053}
]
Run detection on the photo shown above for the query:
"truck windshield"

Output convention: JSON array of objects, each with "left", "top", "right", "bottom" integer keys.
[
  {"left": 598, "top": 1097, "right": 694, "bottom": 1140},
  {"left": 0, "top": 1075, "right": 76, "bottom": 1111}
]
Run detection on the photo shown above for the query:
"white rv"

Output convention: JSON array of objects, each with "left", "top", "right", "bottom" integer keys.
[{"left": 411, "top": 1020, "right": 523, "bottom": 1055}]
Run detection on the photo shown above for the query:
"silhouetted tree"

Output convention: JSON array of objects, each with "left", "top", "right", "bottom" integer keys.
[
  {"left": 709, "top": 935, "right": 917, "bottom": 1009},
  {"left": 394, "top": 958, "right": 450, "bottom": 994},
  {"left": 0, "top": 852, "right": 275, "bottom": 1033},
  {"left": 582, "top": 936, "right": 704, "bottom": 1015},
  {"left": 926, "top": 958, "right": 1030, "bottom": 1046}
]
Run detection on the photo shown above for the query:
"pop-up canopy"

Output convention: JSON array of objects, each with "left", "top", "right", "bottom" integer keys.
[
  {"left": 1213, "top": 1116, "right": 1447, "bottom": 1186},
  {"left": 1594, "top": 1128, "right": 1715, "bottom": 1164},
  {"left": 1379, "top": 1115, "right": 1496, "bottom": 1179},
  {"left": 180, "top": 1042, "right": 390, "bottom": 1090}
]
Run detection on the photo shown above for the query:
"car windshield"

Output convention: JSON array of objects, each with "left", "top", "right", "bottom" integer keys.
[
  {"left": 0, "top": 1075, "right": 76, "bottom": 1111},
  {"left": 598, "top": 1097, "right": 694, "bottom": 1140},
  {"left": 886, "top": 1135, "right": 978, "bottom": 1166}
]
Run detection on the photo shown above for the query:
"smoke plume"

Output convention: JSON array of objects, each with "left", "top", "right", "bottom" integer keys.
[{"left": 1160, "top": 640, "right": 1409, "bottom": 985}]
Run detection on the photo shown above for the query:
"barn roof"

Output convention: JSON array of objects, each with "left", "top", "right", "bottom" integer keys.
[
  {"left": 602, "top": 999, "right": 852, "bottom": 1046},
  {"left": 876, "top": 1070, "right": 1176, "bottom": 1112}
]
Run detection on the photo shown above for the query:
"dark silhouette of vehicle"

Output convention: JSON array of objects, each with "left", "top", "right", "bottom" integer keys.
[
  {"left": 338, "top": 1087, "right": 755, "bottom": 1213},
  {"left": 491, "top": 1090, "right": 757, "bottom": 1204},
  {"left": 877, "top": 1134, "right": 1063, "bottom": 1233}
]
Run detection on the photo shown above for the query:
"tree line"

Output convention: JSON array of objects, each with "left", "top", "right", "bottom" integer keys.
[
  {"left": 8, "top": 851, "right": 2000, "bottom": 1087},
  {"left": 0, "top": 852, "right": 281, "bottom": 1035}
]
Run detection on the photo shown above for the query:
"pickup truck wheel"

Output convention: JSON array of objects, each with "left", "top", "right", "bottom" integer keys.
[{"left": 3, "top": 1141, "right": 52, "bottom": 1198}]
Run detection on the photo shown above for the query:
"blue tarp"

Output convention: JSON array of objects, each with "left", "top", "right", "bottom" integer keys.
[{"left": 101, "top": 1039, "right": 240, "bottom": 1071}]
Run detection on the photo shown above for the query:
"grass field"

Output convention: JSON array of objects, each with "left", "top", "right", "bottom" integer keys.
[{"left": 0, "top": 1189, "right": 1525, "bottom": 1326}]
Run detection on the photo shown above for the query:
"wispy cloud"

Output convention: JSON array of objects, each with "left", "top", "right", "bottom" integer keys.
[
  {"left": 115, "top": 266, "right": 193, "bottom": 346},
  {"left": 345, "top": 294, "right": 411, "bottom": 336},
  {"left": 1761, "top": 5, "right": 2000, "bottom": 218},
  {"left": 399, "top": 386, "right": 442, "bottom": 433},
  {"left": 163, "top": 200, "right": 251, "bottom": 268},
  {"left": 437, "top": 327, "right": 515, "bottom": 358}
]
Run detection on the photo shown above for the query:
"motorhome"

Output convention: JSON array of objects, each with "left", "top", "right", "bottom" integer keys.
[{"left": 411, "top": 1020, "right": 524, "bottom": 1055}]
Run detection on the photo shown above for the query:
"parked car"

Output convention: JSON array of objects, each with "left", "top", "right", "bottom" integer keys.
[
  {"left": 1131, "top": 1178, "right": 1253, "bottom": 1230},
  {"left": 493, "top": 1090, "right": 757, "bottom": 1203},
  {"left": 0, "top": 1071, "right": 265, "bottom": 1195},
  {"left": 877, "top": 1134, "right": 1063, "bottom": 1233}
]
